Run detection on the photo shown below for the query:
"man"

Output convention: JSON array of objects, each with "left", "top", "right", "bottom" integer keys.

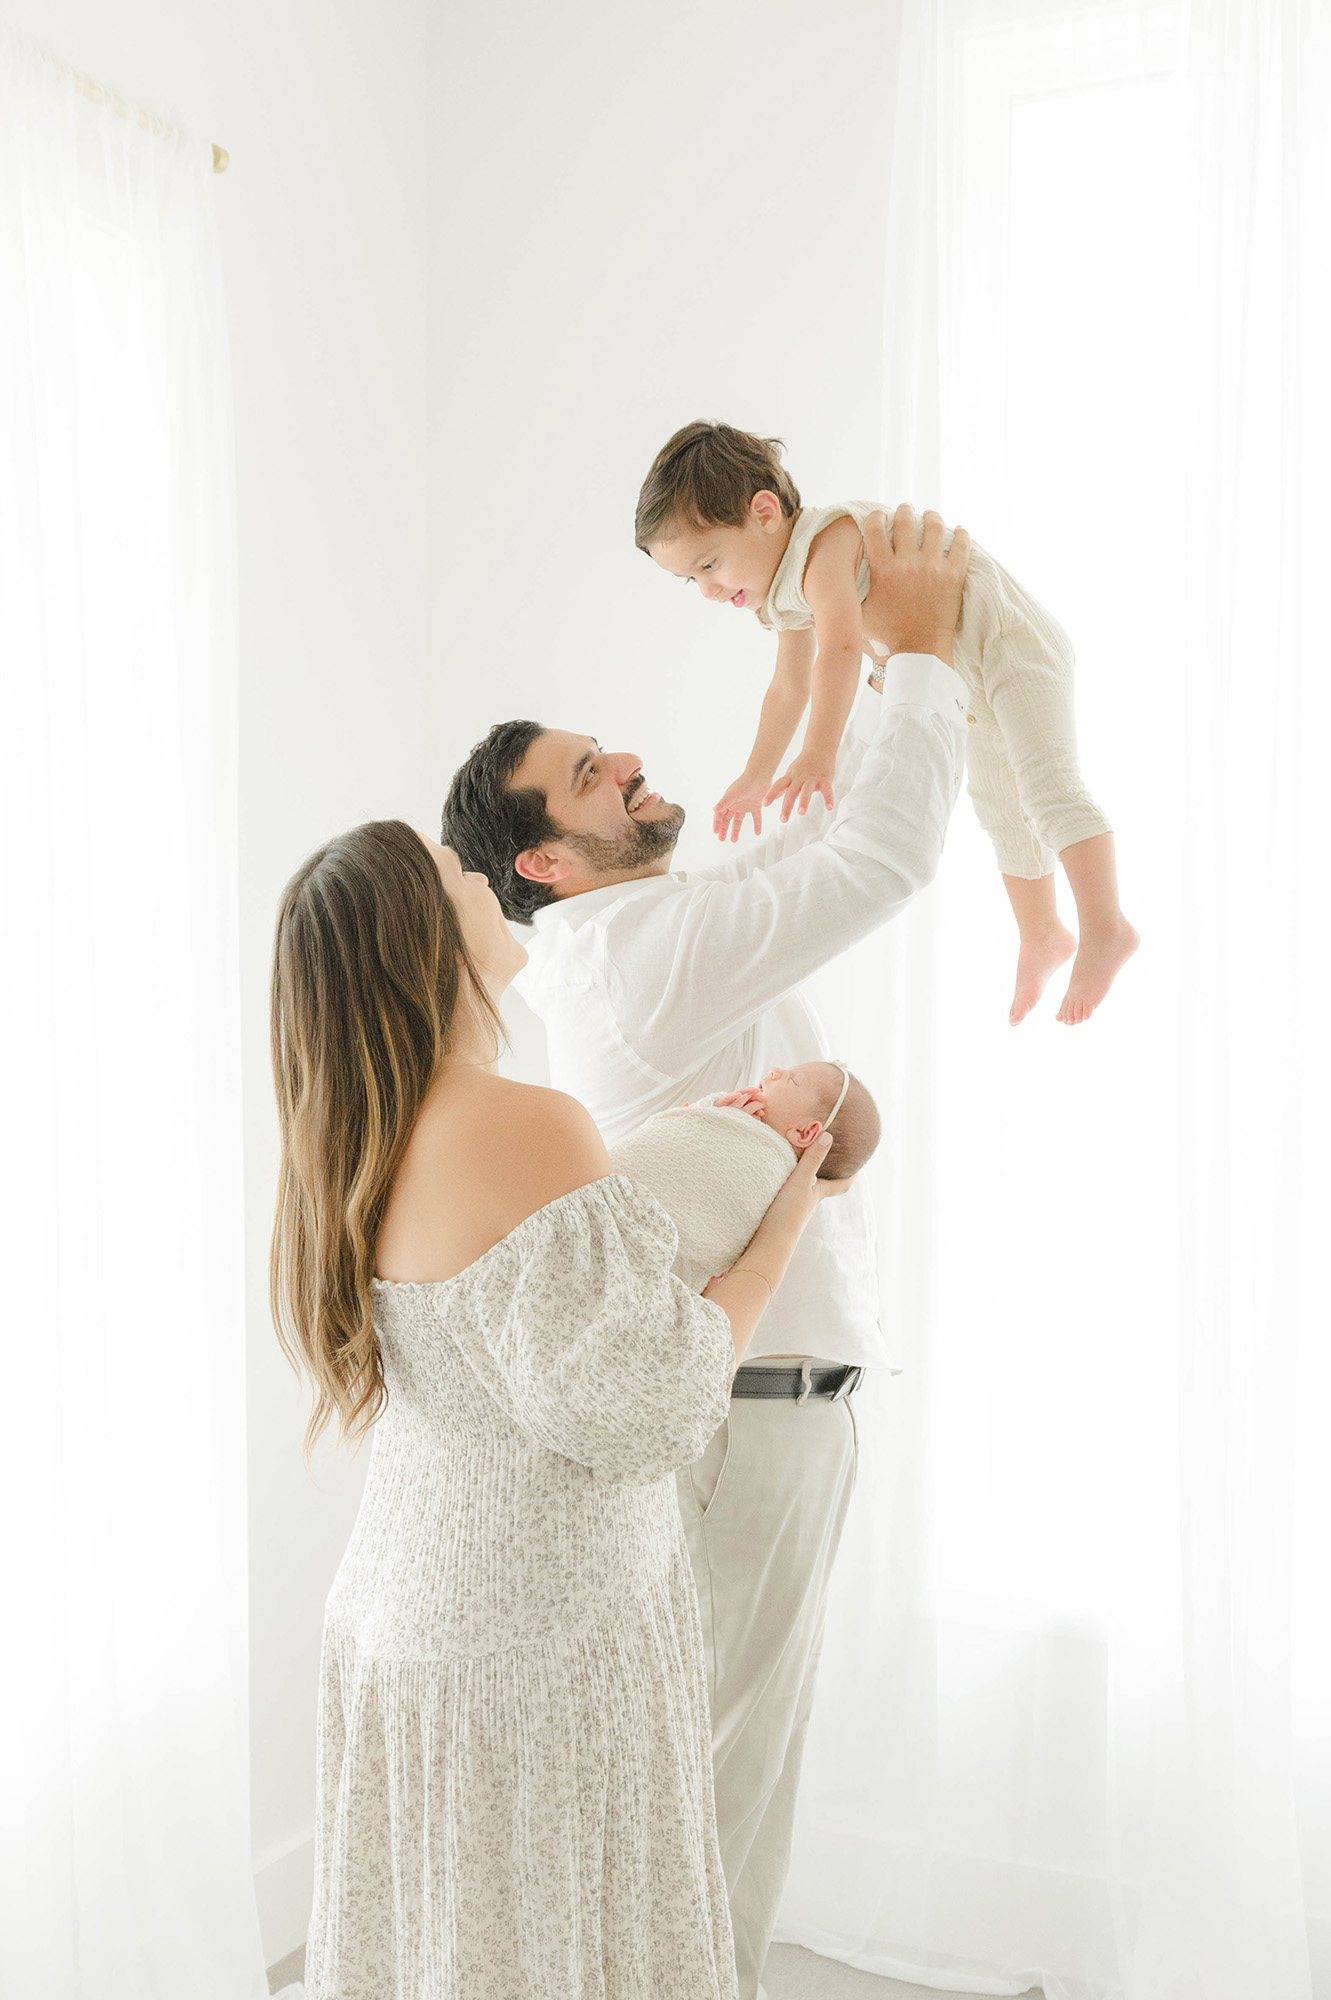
[{"left": 442, "top": 507, "right": 970, "bottom": 2000}]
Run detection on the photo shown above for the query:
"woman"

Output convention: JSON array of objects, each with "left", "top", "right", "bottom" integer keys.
[{"left": 270, "top": 820, "right": 842, "bottom": 1998}]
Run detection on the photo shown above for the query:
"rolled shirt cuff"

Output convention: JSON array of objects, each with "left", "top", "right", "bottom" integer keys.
[{"left": 853, "top": 653, "right": 969, "bottom": 742}]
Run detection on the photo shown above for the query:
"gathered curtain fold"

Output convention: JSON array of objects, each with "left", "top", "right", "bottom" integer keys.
[
  {"left": 776, "top": 1, "right": 1329, "bottom": 1996},
  {"left": 0, "top": 33, "right": 272, "bottom": 2000}
]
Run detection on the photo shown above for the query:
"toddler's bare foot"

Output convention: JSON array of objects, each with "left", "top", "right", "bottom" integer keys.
[
  {"left": 1010, "top": 925, "right": 1076, "bottom": 1025},
  {"left": 1056, "top": 916, "right": 1140, "bottom": 1025}
]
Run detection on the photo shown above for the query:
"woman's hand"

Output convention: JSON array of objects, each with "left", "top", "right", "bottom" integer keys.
[
  {"left": 756, "top": 1133, "right": 852, "bottom": 1240},
  {"left": 704, "top": 1135, "right": 854, "bottom": 1362},
  {"left": 733, "top": 1132, "right": 855, "bottom": 1280}
]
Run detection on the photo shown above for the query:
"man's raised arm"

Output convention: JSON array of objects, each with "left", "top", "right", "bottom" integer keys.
[
  {"left": 623, "top": 512, "right": 972, "bottom": 1072},
  {"left": 688, "top": 507, "right": 970, "bottom": 887}
]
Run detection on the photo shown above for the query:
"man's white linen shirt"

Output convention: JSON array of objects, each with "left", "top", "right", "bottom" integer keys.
[{"left": 512, "top": 655, "right": 968, "bottom": 1370}]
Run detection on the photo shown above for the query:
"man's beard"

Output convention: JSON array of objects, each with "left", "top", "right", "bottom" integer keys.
[{"left": 561, "top": 793, "right": 686, "bottom": 876}]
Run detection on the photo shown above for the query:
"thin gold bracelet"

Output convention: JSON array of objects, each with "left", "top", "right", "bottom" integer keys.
[{"left": 728, "top": 1266, "right": 775, "bottom": 1300}]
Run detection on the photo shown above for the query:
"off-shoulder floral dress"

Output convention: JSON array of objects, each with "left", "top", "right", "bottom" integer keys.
[{"left": 304, "top": 1175, "right": 738, "bottom": 2000}]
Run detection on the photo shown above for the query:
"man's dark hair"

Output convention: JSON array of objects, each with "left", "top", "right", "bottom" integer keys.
[
  {"left": 634, "top": 420, "right": 801, "bottom": 551},
  {"left": 441, "top": 719, "right": 558, "bottom": 925}
]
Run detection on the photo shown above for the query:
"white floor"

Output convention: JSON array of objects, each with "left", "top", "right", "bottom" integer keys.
[
  {"left": 267, "top": 1939, "right": 1042, "bottom": 1998},
  {"left": 265, "top": 1944, "right": 305, "bottom": 1993},
  {"left": 764, "top": 1943, "right": 1041, "bottom": 1998}
]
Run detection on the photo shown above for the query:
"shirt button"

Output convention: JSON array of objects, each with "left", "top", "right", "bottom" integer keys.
[{"left": 966, "top": 713, "right": 977, "bottom": 724}]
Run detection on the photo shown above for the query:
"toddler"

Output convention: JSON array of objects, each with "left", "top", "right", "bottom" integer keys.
[
  {"left": 635, "top": 419, "right": 1138, "bottom": 1026},
  {"left": 608, "top": 1060, "right": 879, "bottom": 1294}
]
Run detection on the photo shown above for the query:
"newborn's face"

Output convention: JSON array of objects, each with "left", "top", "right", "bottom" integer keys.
[{"left": 720, "top": 1062, "right": 840, "bottom": 1149}]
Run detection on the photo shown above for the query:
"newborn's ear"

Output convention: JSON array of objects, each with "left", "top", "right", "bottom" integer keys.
[{"left": 786, "top": 1118, "right": 824, "bottom": 1149}]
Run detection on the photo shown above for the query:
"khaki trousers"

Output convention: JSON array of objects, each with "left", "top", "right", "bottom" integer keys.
[{"left": 674, "top": 1377, "right": 859, "bottom": 2000}]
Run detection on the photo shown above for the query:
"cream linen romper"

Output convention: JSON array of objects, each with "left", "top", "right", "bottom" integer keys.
[{"left": 757, "top": 502, "right": 1111, "bottom": 879}]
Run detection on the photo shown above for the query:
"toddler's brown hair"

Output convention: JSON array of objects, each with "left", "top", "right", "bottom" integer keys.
[{"left": 634, "top": 420, "right": 801, "bottom": 551}]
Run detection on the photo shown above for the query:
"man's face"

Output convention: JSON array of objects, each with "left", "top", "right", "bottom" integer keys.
[{"left": 510, "top": 731, "right": 686, "bottom": 894}]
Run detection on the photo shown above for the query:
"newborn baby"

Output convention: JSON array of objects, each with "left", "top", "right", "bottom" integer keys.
[{"left": 608, "top": 1060, "right": 881, "bottom": 1293}]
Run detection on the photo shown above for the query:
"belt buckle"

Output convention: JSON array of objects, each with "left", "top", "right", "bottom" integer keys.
[
  {"left": 795, "top": 1361, "right": 814, "bottom": 1407},
  {"left": 831, "top": 1365, "right": 862, "bottom": 1403}
]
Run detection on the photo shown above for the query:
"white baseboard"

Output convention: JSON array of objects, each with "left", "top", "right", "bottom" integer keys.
[{"left": 253, "top": 1830, "right": 314, "bottom": 1967}]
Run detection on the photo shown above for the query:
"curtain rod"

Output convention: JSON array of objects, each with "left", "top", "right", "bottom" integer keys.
[{"left": 73, "top": 69, "right": 229, "bottom": 173}]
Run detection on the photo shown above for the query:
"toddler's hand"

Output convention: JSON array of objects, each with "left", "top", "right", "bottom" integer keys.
[
  {"left": 763, "top": 749, "right": 836, "bottom": 823},
  {"left": 713, "top": 774, "right": 769, "bottom": 843}
]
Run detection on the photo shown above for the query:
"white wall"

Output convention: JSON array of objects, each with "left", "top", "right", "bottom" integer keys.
[
  {"left": 0, "top": 0, "right": 432, "bottom": 1963},
  {"left": 427, "top": 0, "right": 899, "bottom": 885}
]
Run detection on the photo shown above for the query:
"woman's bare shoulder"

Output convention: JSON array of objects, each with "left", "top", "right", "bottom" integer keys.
[
  {"left": 421, "top": 1075, "right": 610, "bottom": 1181},
  {"left": 442, "top": 1073, "right": 605, "bottom": 1159},
  {"left": 376, "top": 1074, "right": 613, "bottom": 1283}
]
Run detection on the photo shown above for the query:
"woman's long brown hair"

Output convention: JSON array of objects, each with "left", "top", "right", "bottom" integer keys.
[{"left": 269, "top": 820, "right": 501, "bottom": 1454}]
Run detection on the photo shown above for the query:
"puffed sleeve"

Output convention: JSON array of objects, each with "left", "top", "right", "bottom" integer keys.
[{"left": 450, "top": 1174, "right": 735, "bottom": 1484}]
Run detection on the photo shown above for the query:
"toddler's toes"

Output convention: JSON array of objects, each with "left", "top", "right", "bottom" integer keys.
[
  {"left": 1009, "top": 925, "right": 1076, "bottom": 1026},
  {"left": 1057, "top": 919, "right": 1140, "bottom": 1024},
  {"left": 1010, "top": 976, "right": 1041, "bottom": 1027}
]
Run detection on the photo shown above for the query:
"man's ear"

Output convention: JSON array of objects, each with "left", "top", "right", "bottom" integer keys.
[
  {"left": 750, "top": 489, "right": 785, "bottom": 532},
  {"left": 514, "top": 847, "right": 575, "bottom": 887}
]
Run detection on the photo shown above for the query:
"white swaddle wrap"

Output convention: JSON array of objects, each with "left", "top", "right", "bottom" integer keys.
[{"left": 608, "top": 1093, "right": 796, "bottom": 1294}]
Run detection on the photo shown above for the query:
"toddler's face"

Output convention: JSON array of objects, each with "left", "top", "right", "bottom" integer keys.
[
  {"left": 647, "top": 493, "right": 791, "bottom": 612},
  {"left": 716, "top": 1062, "right": 840, "bottom": 1151}
]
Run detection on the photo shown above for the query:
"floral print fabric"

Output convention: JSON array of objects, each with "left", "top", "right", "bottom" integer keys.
[{"left": 304, "top": 1175, "right": 738, "bottom": 1999}]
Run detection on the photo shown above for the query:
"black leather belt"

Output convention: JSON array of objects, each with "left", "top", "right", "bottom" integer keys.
[{"left": 731, "top": 1362, "right": 863, "bottom": 1404}]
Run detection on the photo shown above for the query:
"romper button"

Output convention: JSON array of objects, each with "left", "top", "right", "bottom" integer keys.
[{"left": 966, "top": 713, "right": 977, "bottom": 725}]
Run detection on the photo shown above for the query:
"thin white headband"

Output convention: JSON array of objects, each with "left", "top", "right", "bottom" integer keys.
[{"left": 823, "top": 1059, "right": 852, "bottom": 1129}]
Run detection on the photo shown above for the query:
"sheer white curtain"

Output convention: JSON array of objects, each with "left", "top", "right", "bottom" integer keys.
[
  {"left": 0, "top": 35, "right": 272, "bottom": 2000},
  {"left": 778, "top": 1, "right": 1330, "bottom": 1996}
]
